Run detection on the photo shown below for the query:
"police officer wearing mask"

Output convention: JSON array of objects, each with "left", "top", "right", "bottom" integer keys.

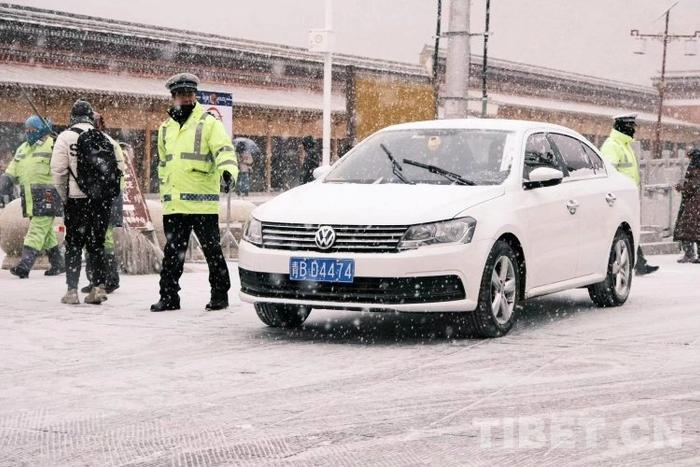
[
  {"left": 600, "top": 113, "right": 659, "bottom": 276},
  {"left": 2, "top": 116, "right": 65, "bottom": 278},
  {"left": 151, "top": 73, "right": 238, "bottom": 312}
]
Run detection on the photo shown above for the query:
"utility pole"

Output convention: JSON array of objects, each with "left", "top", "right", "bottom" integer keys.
[
  {"left": 480, "top": 0, "right": 490, "bottom": 118},
  {"left": 443, "top": 0, "right": 470, "bottom": 119},
  {"left": 631, "top": 3, "right": 700, "bottom": 160},
  {"left": 431, "top": 0, "right": 443, "bottom": 119}
]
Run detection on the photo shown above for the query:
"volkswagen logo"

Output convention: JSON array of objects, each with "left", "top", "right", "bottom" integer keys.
[{"left": 315, "top": 225, "right": 336, "bottom": 250}]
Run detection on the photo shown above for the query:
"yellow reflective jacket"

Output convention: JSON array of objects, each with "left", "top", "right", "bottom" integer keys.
[
  {"left": 157, "top": 103, "right": 238, "bottom": 215},
  {"left": 600, "top": 129, "right": 641, "bottom": 186},
  {"left": 5, "top": 136, "right": 57, "bottom": 217}
]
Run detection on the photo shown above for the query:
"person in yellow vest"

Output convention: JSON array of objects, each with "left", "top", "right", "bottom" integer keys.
[
  {"left": 150, "top": 73, "right": 238, "bottom": 312},
  {"left": 600, "top": 113, "right": 659, "bottom": 276},
  {"left": 2, "top": 116, "right": 64, "bottom": 278}
]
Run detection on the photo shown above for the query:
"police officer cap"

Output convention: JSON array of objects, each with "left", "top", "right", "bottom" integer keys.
[
  {"left": 165, "top": 73, "right": 200, "bottom": 93},
  {"left": 613, "top": 112, "right": 637, "bottom": 122}
]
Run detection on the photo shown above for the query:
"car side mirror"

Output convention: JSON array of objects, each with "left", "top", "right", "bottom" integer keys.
[
  {"left": 523, "top": 167, "right": 564, "bottom": 190},
  {"left": 313, "top": 165, "right": 332, "bottom": 180}
]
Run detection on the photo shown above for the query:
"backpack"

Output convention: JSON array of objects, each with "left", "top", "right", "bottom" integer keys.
[{"left": 70, "top": 127, "right": 122, "bottom": 200}]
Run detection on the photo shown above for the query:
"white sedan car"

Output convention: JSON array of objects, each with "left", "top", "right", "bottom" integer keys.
[{"left": 239, "top": 119, "right": 640, "bottom": 337}]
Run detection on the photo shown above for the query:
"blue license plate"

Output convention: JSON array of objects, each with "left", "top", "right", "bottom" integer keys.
[{"left": 289, "top": 257, "right": 355, "bottom": 283}]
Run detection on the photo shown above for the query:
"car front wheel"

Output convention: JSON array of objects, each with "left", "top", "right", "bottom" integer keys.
[
  {"left": 255, "top": 303, "right": 311, "bottom": 328},
  {"left": 588, "top": 229, "right": 633, "bottom": 307},
  {"left": 465, "top": 240, "right": 522, "bottom": 338}
]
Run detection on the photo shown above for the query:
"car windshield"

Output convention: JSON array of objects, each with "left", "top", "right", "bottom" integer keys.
[{"left": 325, "top": 129, "right": 516, "bottom": 185}]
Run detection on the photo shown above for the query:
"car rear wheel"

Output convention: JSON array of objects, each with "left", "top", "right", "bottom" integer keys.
[
  {"left": 255, "top": 303, "right": 311, "bottom": 328},
  {"left": 588, "top": 229, "right": 633, "bottom": 307},
  {"left": 464, "top": 240, "right": 522, "bottom": 338}
]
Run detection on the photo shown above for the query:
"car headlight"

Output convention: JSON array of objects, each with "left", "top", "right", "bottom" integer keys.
[
  {"left": 243, "top": 217, "right": 263, "bottom": 245},
  {"left": 398, "top": 217, "right": 476, "bottom": 250}
]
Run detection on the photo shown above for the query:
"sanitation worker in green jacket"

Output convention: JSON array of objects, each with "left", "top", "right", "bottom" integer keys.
[
  {"left": 150, "top": 72, "right": 238, "bottom": 312},
  {"left": 2, "top": 116, "right": 65, "bottom": 278},
  {"left": 600, "top": 113, "right": 658, "bottom": 276}
]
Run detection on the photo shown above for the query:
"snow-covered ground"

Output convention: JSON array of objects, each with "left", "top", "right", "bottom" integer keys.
[{"left": 0, "top": 254, "right": 699, "bottom": 466}]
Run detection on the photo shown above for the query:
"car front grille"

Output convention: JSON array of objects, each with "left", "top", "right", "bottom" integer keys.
[
  {"left": 239, "top": 268, "right": 466, "bottom": 305},
  {"left": 260, "top": 222, "right": 408, "bottom": 253}
]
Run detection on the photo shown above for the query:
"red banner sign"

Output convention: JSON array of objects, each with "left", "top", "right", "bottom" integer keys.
[{"left": 120, "top": 143, "right": 152, "bottom": 231}]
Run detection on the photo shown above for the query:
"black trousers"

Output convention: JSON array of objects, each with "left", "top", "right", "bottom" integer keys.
[
  {"left": 159, "top": 214, "right": 230, "bottom": 303},
  {"left": 64, "top": 198, "right": 111, "bottom": 290}
]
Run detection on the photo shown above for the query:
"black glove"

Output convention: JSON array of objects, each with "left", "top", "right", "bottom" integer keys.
[{"left": 222, "top": 170, "right": 234, "bottom": 193}]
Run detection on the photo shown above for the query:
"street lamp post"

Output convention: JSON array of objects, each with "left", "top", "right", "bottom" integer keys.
[
  {"left": 309, "top": 0, "right": 334, "bottom": 168},
  {"left": 322, "top": 0, "right": 333, "bottom": 167}
]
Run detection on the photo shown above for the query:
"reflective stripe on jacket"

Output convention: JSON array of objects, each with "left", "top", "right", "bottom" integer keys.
[
  {"left": 5, "top": 137, "right": 56, "bottom": 217},
  {"left": 600, "top": 129, "right": 641, "bottom": 186},
  {"left": 157, "top": 103, "right": 238, "bottom": 215}
]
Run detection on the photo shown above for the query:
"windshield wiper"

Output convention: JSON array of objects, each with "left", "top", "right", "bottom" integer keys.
[
  {"left": 402, "top": 159, "right": 476, "bottom": 186},
  {"left": 380, "top": 144, "right": 413, "bottom": 184}
]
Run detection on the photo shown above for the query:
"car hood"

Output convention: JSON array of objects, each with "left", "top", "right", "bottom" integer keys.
[{"left": 253, "top": 182, "right": 505, "bottom": 225}]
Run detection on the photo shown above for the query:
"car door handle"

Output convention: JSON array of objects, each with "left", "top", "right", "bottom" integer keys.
[
  {"left": 605, "top": 193, "right": 617, "bottom": 207},
  {"left": 566, "top": 200, "right": 579, "bottom": 215}
]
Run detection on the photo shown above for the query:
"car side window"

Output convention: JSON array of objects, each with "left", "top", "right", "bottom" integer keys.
[
  {"left": 549, "top": 134, "right": 596, "bottom": 180},
  {"left": 582, "top": 143, "right": 607, "bottom": 175},
  {"left": 523, "top": 133, "right": 562, "bottom": 179}
]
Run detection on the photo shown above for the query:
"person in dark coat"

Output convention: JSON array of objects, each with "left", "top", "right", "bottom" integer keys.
[
  {"left": 674, "top": 148, "right": 700, "bottom": 263},
  {"left": 300, "top": 136, "right": 320, "bottom": 184}
]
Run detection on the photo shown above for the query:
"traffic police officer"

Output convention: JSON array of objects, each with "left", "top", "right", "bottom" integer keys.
[
  {"left": 600, "top": 113, "right": 659, "bottom": 276},
  {"left": 150, "top": 73, "right": 238, "bottom": 312},
  {"left": 2, "top": 116, "right": 65, "bottom": 278}
]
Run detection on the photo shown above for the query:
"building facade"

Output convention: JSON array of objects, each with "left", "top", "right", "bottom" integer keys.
[{"left": 1, "top": 3, "right": 698, "bottom": 194}]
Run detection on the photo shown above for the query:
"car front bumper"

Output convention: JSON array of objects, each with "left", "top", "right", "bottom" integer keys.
[{"left": 237, "top": 238, "right": 494, "bottom": 313}]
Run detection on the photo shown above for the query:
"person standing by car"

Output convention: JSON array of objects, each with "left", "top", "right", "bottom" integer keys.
[
  {"left": 600, "top": 113, "right": 659, "bottom": 276},
  {"left": 300, "top": 136, "right": 320, "bottom": 184},
  {"left": 674, "top": 148, "right": 700, "bottom": 263},
  {"left": 235, "top": 140, "right": 253, "bottom": 197},
  {"left": 52, "top": 100, "right": 125, "bottom": 305},
  {"left": 150, "top": 73, "right": 238, "bottom": 312},
  {"left": 2, "top": 115, "right": 65, "bottom": 278}
]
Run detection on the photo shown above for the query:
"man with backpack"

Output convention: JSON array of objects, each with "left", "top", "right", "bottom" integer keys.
[
  {"left": 80, "top": 112, "right": 124, "bottom": 295},
  {"left": 51, "top": 100, "right": 125, "bottom": 305}
]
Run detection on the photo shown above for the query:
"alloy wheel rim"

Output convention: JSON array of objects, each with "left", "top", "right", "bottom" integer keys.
[
  {"left": 611, "top": 239, "right": 631, "bottom": 298},
  {"left": 491, "top": 256, "right": 516, "bottom": 325}
]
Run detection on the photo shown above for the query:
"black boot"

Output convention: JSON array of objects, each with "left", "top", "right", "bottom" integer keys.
[
  {"left": 635, "top": 247, "right": 659, "bottom": 276},
  {"left": 104, "top": 252, "right": 120, "bottom": 293},
  {"left": 81, "top": 249, "right": 93, "bottom": 292},
  {"left": 636, "top": 264, "right": 660, "bottom": 276},
  {"left": 150, "top": 298, "right": 180, "bottom": 312},
  {"left": 44, "top": 246, "right": 66, "bottom": 276},
  {"left": 205, "top": 294, "right": 229, "bottom": 311},
  {"left": 678, "top": 242, "right": 698, "bottom": 263},
  {"left": 10, "top": 247, "right": 39, "bottom": 279}
]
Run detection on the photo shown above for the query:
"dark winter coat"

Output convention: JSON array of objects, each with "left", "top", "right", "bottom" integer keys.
[
  {"left": 301, "top": 144, "right": 320, "bottom": 184},
  {"left": 674, "top": 166, "right": 700, "bottom": 242}
]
